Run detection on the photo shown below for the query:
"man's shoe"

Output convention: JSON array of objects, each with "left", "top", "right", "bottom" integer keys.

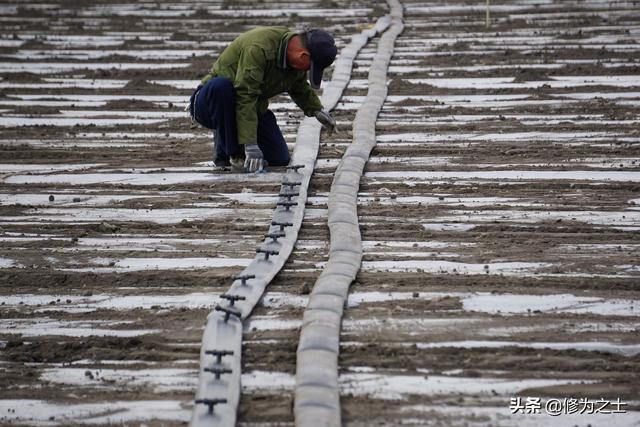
[
  {"left": 230, "top": 156, "right": 245, "bottom": 172},
  {"left": 212, "top": 132, "right": 230, "bottom": 168},
  {"left": 213, "top": 157, "right": 231, "bottom": 167}
]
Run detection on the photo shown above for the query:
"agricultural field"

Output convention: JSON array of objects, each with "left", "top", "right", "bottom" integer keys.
[{"left": 1, "top": 0, "right": 639, "bottom": 426}]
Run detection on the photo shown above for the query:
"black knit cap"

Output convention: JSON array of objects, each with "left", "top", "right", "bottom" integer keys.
[{"left": 306, "top": 29, "right": 337, "bottom": 89}]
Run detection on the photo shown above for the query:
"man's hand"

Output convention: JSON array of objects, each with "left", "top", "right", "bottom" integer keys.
[
  {"left": 315, "top": 109, "right": 336, "bottom": 136},
  {"left": 244, "top": 143, "right": 265, "bottom": 173}
]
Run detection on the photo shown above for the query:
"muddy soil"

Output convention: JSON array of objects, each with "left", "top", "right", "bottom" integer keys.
[{"left": 1, "top": 0, "right": 639, "bottom": 426}]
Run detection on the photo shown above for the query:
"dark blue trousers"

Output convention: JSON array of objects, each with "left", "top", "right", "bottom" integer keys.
[{"left": 193, "top": 77, "right": 290, "bottom": 166}]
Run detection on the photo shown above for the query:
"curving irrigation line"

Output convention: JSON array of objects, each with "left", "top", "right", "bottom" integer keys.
[
  {"left": 190, "top": 15, "right": 393, "bottom": 427},
  {"left": 293, "top": 1, "right": 404, "bottom": 426}
]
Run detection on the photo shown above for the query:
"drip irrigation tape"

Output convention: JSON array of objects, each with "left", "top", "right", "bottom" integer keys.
[
  {"left": 190, "top": 15, "right": 393, "bottom": 427},
  {"left": 293, "top": 1, "right": 404, "bottom": 426}
]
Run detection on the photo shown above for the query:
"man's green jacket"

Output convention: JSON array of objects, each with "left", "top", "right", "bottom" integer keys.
[{"left": 201, "top": 26, "right": 324, "bottom": 145}]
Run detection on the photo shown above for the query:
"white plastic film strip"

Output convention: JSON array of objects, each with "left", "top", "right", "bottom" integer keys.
[
  {"left": 293, "top": 1, "right": 404, "bottom": 426},
  {"left": 190, "top": 17, "right": 392, "bottom": 427}
]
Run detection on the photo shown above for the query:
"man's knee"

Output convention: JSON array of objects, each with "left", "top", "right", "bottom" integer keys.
[
  {"left": 209, "top": 77, "right": 234, "bottom": 98},
  {"left": 268, "top": 152, "right": 290, "bottom": 167},
  {"left": 257, "top": 138, "right": 290, "bottom": 166}
]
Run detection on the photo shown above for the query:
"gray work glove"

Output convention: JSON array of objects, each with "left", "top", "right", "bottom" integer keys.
[
  {"left": 243, "top": 143, "right": 265, "bottom": 173},
  {"left": 315, "top": 109, "right": 336, "bottom": 136}
]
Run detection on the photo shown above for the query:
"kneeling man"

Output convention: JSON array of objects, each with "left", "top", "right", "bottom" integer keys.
[{"left": 189, "top": 26, "right": 338, "bottom": 172}]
